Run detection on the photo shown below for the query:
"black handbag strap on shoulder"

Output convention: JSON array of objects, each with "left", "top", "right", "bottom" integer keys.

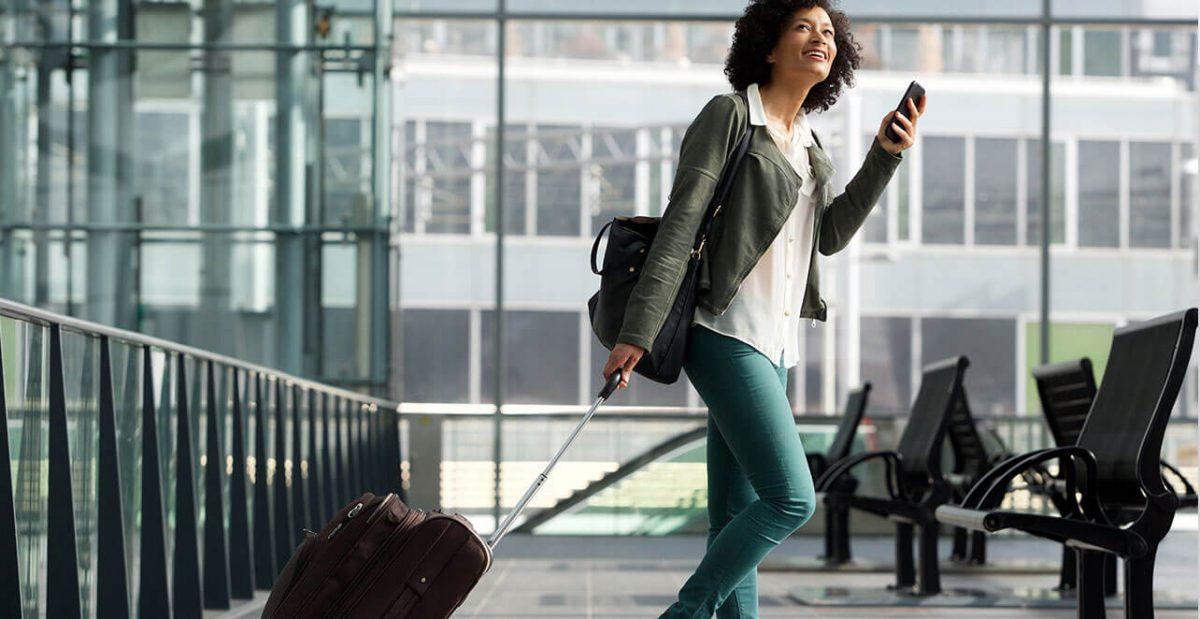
[
  {"left": 589, "top": 93, "right": 754, "bottom": 275},
  {"left": 691, "top": 102, "right": 754, "bottom": 259}
]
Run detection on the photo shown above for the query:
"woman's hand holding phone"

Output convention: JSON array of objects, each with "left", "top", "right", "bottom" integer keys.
[{"left": 878, "top": 87, "right": 926, "bottom": 156}]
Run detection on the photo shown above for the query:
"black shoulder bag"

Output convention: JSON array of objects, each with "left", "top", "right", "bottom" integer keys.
[{"left": 586, "top": 112, "right": 754, "bottom": 384}]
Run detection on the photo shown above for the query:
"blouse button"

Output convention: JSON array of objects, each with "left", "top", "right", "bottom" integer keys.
[{"left": 784, "top": 309, "right": 791, "bottom": 316}]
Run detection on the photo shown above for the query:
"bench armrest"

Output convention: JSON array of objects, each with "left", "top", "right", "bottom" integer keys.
[
  {"left": 815, "top": 450, "right": 901, "bottom": 498},
  {"left": 961, "top": 446, "right": 1105, "bottom": 522}
]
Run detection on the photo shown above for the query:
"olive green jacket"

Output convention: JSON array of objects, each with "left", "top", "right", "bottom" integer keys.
[{"left": 615, "top": 89, "right": 903, "bottom": 352}]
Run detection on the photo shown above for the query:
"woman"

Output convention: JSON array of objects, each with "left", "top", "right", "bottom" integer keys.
[{"left": 601, "top": 1, "right": 925, "bottom": 617}]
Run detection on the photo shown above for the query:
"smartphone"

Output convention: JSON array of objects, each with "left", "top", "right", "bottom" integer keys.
[{"left": 885, "top": 80, "right": 925, "bottom": 143}]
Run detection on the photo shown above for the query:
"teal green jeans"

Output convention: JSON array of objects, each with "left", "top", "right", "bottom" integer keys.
[{"left": 658, "top": 324, "right": 817, "bottom": 619}]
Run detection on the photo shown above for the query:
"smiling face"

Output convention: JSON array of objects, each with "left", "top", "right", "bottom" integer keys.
[{"left": 766, "top": 6, "right": 837, "bottom": 83}]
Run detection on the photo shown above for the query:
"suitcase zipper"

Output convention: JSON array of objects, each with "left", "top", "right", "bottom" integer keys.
[
  {"left": 337, "top": 516, "right": 460, "bottom": 615},
  {"left": 321, "top": 506, "right": 425, "bottom": 618},
  {"left": 284, "top": 494, "right": 388, "bottom": 614}
]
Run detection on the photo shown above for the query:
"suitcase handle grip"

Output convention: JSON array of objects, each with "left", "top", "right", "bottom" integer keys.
[
  {"left": 598, "top": 370, "right": 622, "bottom": 400},
  {"left": 486, "top": 371, "right": 624, "bottom": 550}
]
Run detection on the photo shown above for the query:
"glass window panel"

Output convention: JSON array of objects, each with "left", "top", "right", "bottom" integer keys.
[
  {"left": 402, "top": 309, "right": 470, "bottom": 403},
  {"left": 1181, "top": 142, "right": 1195, "bottom": 250},
  {"left": 921, "top": 317, "right": 1016, "bottom": 416},
  {"left": 535, "top": 123, "right": 583, "bottom": 237},
  {"left": 1083, "top": 29, "right": 1122, "bottom": 77},
  {"left": 974, "top": 137, "right": 1018, "bottom": 245},
  {"left": 1078, "top": 140, "right": 1120, "bottom": 248},
  {"left": 862, "top": 133, "right": 888, "bottom": 243},
  {"left": 1025, "top": 139, "right": 1066, "bottom": 246},
  {"left": 423, "top": 121, "right": 474, "bottom": 234},
  {"left": 1129, "top": 141, "right": 1171, "bottom": 248},
  {"left": 922, "top": 136, "right": 965, "bottom": 244},
  {"left": 589, "top": 126, "right": 637, "bottom": 236},
  {"left": 1023, "top": 321, "right": 1114, "bottom": 416},
  {"left": 481, "top": 310, "right": 579, "bottom": 405},
  {"left": 860, "top": 316, "right": 911, "bottom": 415},
  {"left": 59, "top": 331, "right": 99, "bottom": 616}
]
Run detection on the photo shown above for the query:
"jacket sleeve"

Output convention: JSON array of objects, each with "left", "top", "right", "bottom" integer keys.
[
  {"left": 818, "top": 136, "right": 903, "bottom": 256},
  {"left": 615, "top": 94, "right": 743, "bottom": 352}
]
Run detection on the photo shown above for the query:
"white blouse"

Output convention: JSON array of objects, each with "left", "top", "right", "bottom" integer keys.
[{"left": 692, "top": 82, "right": 818, "bottom": 369}]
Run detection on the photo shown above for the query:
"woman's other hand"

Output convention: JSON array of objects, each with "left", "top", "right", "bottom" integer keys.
[
  {"left": 603, "top": 343, "right": 645, "bottom": 390},
  {"left": 877, "top": 94, "right": 926, "bottom": 156}
]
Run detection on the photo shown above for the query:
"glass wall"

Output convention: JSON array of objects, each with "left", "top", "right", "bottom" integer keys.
[
  {"left": 390, "top": 3, "right": 1198, "bottom": 531},
  {"left": 0, "top": 0, "right": 392, "bottom": 393}
]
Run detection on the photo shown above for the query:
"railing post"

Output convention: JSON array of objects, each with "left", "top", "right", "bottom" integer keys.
[
  {"left": 322, "top": 394, "right": 338, "bottom": 514},
  {"left": 202, "top": 360, "right": 231, "bottom": 609},
  {"left": 227, "top": 370, "right": 254, "bottom": 598},
  {"left": 173, "top": 354, "right": 204, "bottom": 618},
  {"left": 0, "top": 326, "right": 23, "bottom": 615},
  {"left": 346, "top": 399, "right": 359, "bottom": 495},
  {"left": 290, "top": 384, "right": 307, "bottom": 533},
  {"left": 272, "top": 378, "right": 292, "bottom": 571},
  {"left": 139, "top": 346, "right": 170, "bottom": 616},
  {"left": 252, "top": 373, "right": 275, "bottom": 588},
  {"left": 336, "top": 398, "right": 349, "bottom": 502},
  {"left": 46, "top": 326, "right": 82, "bottom": 618},
  {"left": 307, "top": 389, "right": 324, "bottom": 527},
  {"left": 96, "top": 338, "right": 131, "bottom": 618}
]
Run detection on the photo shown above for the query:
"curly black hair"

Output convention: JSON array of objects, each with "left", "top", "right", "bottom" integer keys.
[{"left": 724, "top": 0, "right": 862, "bottom": 114}]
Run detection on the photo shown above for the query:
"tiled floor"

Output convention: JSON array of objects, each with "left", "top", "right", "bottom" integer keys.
[{"left": 214, "top": 531, "right": 1199, "bottom": 618}]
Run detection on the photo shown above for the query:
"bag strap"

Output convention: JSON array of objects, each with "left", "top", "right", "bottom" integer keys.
[
  {"left": 590, "top": 220, "right": 613, "bottom": 275},
  {"left": 691, "top": 98, "right": 754, "bottom": 259}
]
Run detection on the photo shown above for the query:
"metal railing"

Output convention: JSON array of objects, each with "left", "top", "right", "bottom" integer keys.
[{"left": 0, "top": 298, "right": 403, "bottom": 617}]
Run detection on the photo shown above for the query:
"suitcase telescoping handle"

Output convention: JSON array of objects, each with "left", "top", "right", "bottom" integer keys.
[{"left": 486, "top": 370, "right": 623, "bottom": 549}]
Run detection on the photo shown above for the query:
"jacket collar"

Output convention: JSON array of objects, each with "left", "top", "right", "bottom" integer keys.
[{"left": 739, "top": 85, "right": 836, "bottom": 192}]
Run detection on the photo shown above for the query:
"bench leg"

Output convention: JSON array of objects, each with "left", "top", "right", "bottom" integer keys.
[
  {"left": 890, "top": 521, "right": 915, "bottom": 591},
  {"left": 823, "top": 504, "right": 852, "bottom": 565},
  {"left": 917, "top": 520, "right": 941, "bottom": 596},
  {"left": 1076, "top": 549, "right": 1107, "bottom": 619},
  {"left": 968, "top": 530, "right": 987, "bottom": 565},
  {"left": 950, "top": 526, "right": 967, "bottom": 562},
  {"left": 1104, "top": 552, "right": 1118, "bottom": 597},
  {"left": 1124, "top": 548, "right": 1156, "bottom": 619},
  {"left": 1058, "top": 546, "right": 1077, "bottom": 591}
]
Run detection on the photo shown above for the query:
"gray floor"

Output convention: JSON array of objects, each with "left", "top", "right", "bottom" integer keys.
[
  {"left": 214, "top": 532, "right": 1199, "bottom": 618},
  {"left": 455, "top": 532, "right": 1199, "bottom": 618}
]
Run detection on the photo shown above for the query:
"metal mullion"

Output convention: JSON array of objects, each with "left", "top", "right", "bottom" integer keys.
[{"left": 172, "top": 353, "right": 203, "bottom": 617}]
